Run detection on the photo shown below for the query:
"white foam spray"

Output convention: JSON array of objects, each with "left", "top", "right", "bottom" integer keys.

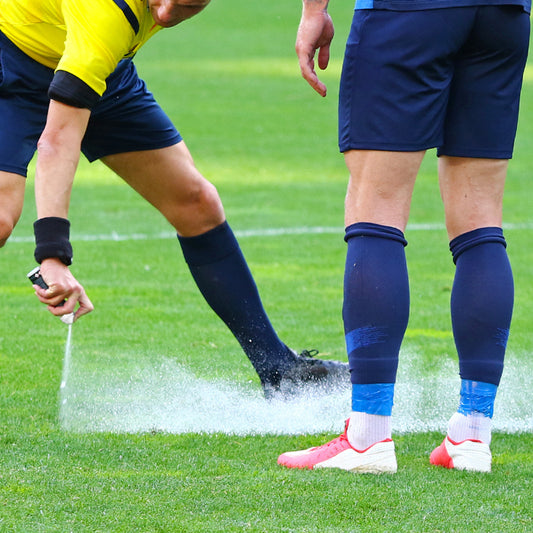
[
  {"left": 59, "top": 323, "right": 73, "bottom": 405},
  {"left": 59, "top": 346, "right": 532, "bottom": 435}
]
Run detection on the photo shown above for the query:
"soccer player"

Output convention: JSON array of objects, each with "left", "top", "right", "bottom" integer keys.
[
  {"left": 0, "top": 0, "right": 349, "bottom": 399},
  {"left": 278, "top": 0, "right": 529, "bottom": 471}
]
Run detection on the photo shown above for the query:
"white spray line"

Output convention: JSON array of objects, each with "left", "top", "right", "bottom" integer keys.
[{"left": 8, "top": 221, "right": 533, "bottom": 245}]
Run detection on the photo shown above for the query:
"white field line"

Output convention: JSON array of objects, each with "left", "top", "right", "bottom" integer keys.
[{"left": 8, "top": 222, "right": 533, "bottom": 245}]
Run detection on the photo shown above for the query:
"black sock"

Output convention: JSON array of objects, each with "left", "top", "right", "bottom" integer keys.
[{"left": 178, "top": 222, "right": 292, "bottom": 385}]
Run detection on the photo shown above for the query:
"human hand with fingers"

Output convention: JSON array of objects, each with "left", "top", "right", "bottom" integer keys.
[
  {"left": 295, "top": 0, "right": 334, "bottom": 97},
  {"left": 32, "top": 258, "right": 94, "bottom": 322}
]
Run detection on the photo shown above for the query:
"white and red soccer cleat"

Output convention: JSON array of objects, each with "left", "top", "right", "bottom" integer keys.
[
  {"left": 430, "top": 436, "right": 491, "bottom": 472},
  {"left": 277, "top": 420, "right": 397, "bottom": 473}
]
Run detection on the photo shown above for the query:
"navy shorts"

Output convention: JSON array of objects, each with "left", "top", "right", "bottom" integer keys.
[
  {"left": 338, "top": 6, "right": 530, "bottom": 158},
  {"left": 0, "top": 31, "right": 182, "bottom": 177}
]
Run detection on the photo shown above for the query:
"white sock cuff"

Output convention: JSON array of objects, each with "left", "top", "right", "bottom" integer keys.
[
  {"left": 447, "top": 412, "right": 492, "bottom": 445},
  {"left": 348, "top": 411, "right": 392, "bottom": 451}
]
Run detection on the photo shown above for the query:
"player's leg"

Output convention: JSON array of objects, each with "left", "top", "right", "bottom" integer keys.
[
  {"left": 278, "top": 150, "right": 420, "bottom": 473},
  {"left": 101, "top": 143, "right": 348, "bottom": 395},
  {"left": 432, "top": 157, "right": 512, "bottom": 472},
  {"left": 0, "top": 172, "right": 25, "bottom": 247},
  {"left": 279, "top": 6, "right": 468, "bottom": 471},
  {"left": 335, "top": 5, "right": 448, "bottom": 461},
  {"left": 429, "top": 5, "right": 529, "bottom": 472},
  {"left": 342, "top": 149, "right": 421, "bottom": 452},
  {"left": 337, "top": 4, "right": 469, "bottom": 455},
  {"left": 438, "top": 157, "right": 507, "bottom": 239},
  {"left": 344, "top": 149, "right": 423, "bottom": 230}
]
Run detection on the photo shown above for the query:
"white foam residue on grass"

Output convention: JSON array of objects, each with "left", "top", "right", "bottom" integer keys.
[{"left": 59, "top": 349, "right": 532, "bottom": 436}]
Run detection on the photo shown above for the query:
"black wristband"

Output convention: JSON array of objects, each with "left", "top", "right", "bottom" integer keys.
[{"left": 34, "top": 217, "right": 73, "bottom": 266}]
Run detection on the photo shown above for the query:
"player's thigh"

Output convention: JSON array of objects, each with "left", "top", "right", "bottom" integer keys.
[
  {"left": 0, "top": 171, "right": 26, "bottom": 245},
  {"left": 101, "top": 142, "right": 225, "bottom": 235},
  {"left": 344, "top": 150, "right": 424, "bottom": 231},
  {"left": 438, "top": 156, "right": 508, "bottom": 240},
  {"left": 439, "top": 6, "right": 529, "bottom": 159}
]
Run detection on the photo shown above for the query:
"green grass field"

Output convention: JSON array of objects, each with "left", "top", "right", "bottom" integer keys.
[{"left": 1, "top": 1, "right": 532, "bottom": 531}]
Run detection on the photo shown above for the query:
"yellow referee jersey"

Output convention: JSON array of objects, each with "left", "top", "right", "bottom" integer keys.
[{"left": 0, "top": 0, "right": 161, "bottom": 97}]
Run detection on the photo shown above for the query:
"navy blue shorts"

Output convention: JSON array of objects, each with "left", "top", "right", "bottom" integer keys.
[
  {"left": 0, "top": 31, "right": 182, "bottom": 177},
  {"left": 338, "top": 6, "right": 530, "bottom": 158}
]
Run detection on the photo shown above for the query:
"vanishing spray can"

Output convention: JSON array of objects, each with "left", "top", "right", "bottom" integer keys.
[{"left": 27, "top": 267, "right": 75, "bottom": 324}]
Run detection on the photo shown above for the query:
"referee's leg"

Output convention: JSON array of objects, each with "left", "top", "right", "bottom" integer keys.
[
  {"left": 102, "top": 141, "right": 224, "bottom": 237},
  {"left": 100, "top": 142, "right": 345, "bottom": 391},
  {"left": 0, "top": 171, "right": 26, "bottom": 247}
]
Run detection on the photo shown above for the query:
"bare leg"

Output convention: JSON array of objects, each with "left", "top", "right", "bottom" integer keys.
[
  {"left": 344, "top": 150, "right": 424, "bottom": 230},
  {"left": 0, "top": 171, "right": 25, "bottom": 247},
  {"left": 438, "top": 156, "right": 507, "bottom": 239},
  {"left": 102, "top": 142, "right": 225, "bottom": 236}
]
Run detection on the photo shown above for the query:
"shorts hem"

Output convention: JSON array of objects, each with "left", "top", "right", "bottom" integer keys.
[
  {"left": 83, "top": 134, "right": 183, "bottom": 162},
  {"left": 339, "top": 142, "right": 513, "bottom": 160},
  {"left": 0, "top": 163, "right": 28, "bottom": 177},
  {"left": 437, "top": 148, "right": 513, "bottom": 160},
  {"left": 339, "top": 141, "right": 437, "bottom": 153}
]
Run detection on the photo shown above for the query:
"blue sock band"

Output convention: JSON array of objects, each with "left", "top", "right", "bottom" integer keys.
[
  {"left": 458, "top": 380, "right": 498, "bottom": 418},
  {"left": 450, "top": 227, "right": 513, "bottom": 385},
  {"left": 351, "top": 383, "right": 395, "bottom": 416},
  {"left": 343, "top": 222, "right": 409, "bottom": 384}
]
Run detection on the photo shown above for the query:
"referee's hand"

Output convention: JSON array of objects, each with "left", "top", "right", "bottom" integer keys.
[{"left": 34, "top": 258, "right": 94, "bottom": 322}]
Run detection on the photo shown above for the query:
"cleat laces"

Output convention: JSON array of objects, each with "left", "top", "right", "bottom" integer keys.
[{"left": 298, "top": 349, "right": 320, "bottom": 359}]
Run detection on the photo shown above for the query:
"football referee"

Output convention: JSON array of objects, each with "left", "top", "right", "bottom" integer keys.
[{"left": 0, "top": 0, "right": 349, "bottom": 398}]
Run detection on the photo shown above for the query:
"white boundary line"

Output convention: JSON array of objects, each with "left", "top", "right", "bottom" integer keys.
[{"left": 8, "top": 222, "right": 533, "bottom": 244}]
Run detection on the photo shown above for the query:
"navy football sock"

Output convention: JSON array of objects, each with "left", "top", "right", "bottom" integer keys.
[
  {"left": 343, "top": 223, "right": 410, "bottom": 414},
  {"left": 178, "top": 222, "right": 292, "bottom": 385},
  {"left": 450, "top": 227, "right": 514, "bottom": 385}
]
